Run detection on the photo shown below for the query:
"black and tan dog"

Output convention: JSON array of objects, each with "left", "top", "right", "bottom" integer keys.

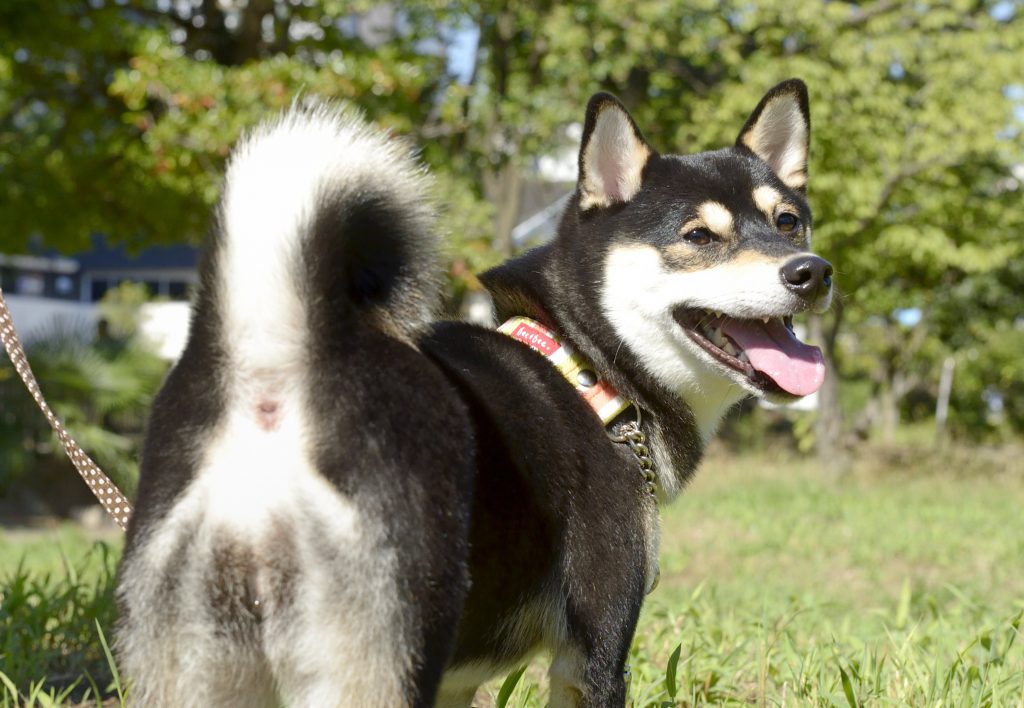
[{"left": 116, "top": 79, "right": 831, "bottom": 707}]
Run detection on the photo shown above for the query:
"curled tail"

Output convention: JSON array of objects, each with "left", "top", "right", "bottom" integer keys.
[
  {"left": 203, "top": 102, "right": 441, "bottom": 375},
  {"left": 119, "top": 103, "right": 466, "bottom": 708}
]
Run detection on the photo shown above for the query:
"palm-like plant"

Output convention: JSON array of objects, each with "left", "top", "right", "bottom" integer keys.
[{"left": 0, "top": 292, "right": 168, "bottom": 511}]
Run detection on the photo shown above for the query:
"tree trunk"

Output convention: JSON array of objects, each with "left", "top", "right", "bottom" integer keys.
[
  {"left": 810, "top": 303, "right": 848, "bottom": 474},
  {"left": 483, "top": 161, "right": 523, "bottom": 258},
  {"left": 877, "top": 377, "right": 899, "bottom": 442}
]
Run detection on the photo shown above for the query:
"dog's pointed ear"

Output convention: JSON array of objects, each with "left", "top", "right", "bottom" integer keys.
[
  {"left": 736, "top": 79, "right": 810, "bottom": 192},
  {"left": 577, "top": 93, "right": 655, "bottom": 210}
]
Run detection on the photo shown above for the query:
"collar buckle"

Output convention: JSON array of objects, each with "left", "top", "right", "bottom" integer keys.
[
  {"left": 498, "top": 316, "right": 657, "bottom": 497},
  {"left": 608, "top": 408, "right": 657, "bottom": 496}
]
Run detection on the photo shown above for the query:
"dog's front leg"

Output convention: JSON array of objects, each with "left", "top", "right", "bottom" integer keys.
[
  {"left": 549, "top": 576, "right": 644, "bottom": 707},
  {"left": 550, "top": 507, "right": 648, "bottom": 707}
]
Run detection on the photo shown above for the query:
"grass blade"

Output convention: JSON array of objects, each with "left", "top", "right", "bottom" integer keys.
[
  {"left": 496, "top": 665, "right": 528, "bottom": 708},
  {"left": 895, "top": 578, "right": 912, "bottom": 629},
  {"left": 0, "top": 671, "right": 20, "bottom": 703},
  {"left": 95, "top": 620, "right": 126, "bottom": 706},
  {"left": 665, "top": 643, "right": 682, "bottom": 699},
  {"left": 839, "top": 664, "right": 858, "bottom": 708}
]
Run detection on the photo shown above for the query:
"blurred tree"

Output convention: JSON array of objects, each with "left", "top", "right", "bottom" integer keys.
[
  {"left": 2, "top": 0, "right": 1022, "bottom": 453},
  {"left": 0, "top": 0, "right": 494, "bottom": 275},
  {"left": 97, "top": 280, "right": 151, "bottom": 339},
  {"left": 0, "top": 0, "right": 146, "bottom": 252},
  {"left": 930, "top": 256, "right": 1024, "bottom": 437},
  {"left": 431, "top": 0, "right": 1024, "bottom": 453}
]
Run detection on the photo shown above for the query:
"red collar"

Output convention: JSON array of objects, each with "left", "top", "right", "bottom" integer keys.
[{"left": 498, "top": 316, "right": 631, "bottom": 425}]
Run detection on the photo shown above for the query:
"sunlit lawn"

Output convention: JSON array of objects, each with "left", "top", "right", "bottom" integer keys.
[
  {"left": 491, "top": 445, "right": 1024, "bottom": 706},
  {"left": 3, "top": 444, "right": 1023, "bottom": 706}
]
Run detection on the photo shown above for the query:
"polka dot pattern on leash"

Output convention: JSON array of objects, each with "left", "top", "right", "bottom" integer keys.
[{"left": 0, "top": 287, "right": 132, "bottom": 531}]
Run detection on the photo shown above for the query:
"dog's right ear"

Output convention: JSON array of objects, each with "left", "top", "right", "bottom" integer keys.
[
  {"left": 577, "top": 93, "right": 655, "bottom": 211},
  {"left": 736, "top": 79, "right": 811, "bottom": 192}
]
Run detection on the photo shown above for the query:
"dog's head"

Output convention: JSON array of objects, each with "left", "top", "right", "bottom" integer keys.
[{"left": 556, "top": 80, "right": 832, "bottom": 433}]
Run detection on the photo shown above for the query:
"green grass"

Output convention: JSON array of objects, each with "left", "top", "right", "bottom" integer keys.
[
  {"left": 0, "top": 525, "right": 122, "bottom": 707},
  {"left": 2, "top": 447, "right": 1024, "bottom": 706},
  {"left": 487, "top": 447, "right": 1024, "bottom": 706}
]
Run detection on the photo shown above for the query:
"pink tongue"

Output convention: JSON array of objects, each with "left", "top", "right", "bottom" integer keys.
[{"left": 720, "top": 319, "right": 825, "bottom": 397}]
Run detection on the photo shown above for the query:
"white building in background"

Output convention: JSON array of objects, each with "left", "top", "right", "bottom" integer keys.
[{"left": 2, "top": 237, "right": 198, "bottom": 361}]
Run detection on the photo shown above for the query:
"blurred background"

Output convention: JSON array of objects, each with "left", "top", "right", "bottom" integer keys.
[
  {"left": 2, "top": 0, "right": 1022, "bottom": 507},
  {"left": 1, "top": 1, "right": 1023, "bottom": 704}
]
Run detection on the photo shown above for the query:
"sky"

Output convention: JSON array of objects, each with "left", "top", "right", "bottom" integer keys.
[{"left": 446, "top": 22, "right": 479, "bottom": 85}]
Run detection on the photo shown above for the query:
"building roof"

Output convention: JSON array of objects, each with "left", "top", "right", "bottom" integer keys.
[{"left": 72, "top": 235, "right": 198, "bottom": 272}]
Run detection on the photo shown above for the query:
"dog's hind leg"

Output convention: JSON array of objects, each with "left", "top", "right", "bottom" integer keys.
[
  {"left": 267, "top": 622, "right": 409, "bottom": 708},
  {"left": 166, "top": 649, "right": 276, "bottom": 708},
  {"left": 117, "top": 622, "right": 276, "bottom": 708},
  {"left": 260, "top": 524, "right": 420, "bottom": 708}
]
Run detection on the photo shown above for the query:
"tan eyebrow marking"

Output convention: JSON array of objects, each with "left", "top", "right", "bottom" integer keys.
[
  {"left": 697, "top": 201, "right": 735, "bottom": 237},
  {"left": 678, "top": 218, "right": 703, "bottom": 235},
  {"left": 752, "top": 185, "right": 782, "bottom": 218}
]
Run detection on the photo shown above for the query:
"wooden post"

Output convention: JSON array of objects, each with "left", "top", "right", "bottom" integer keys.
[{"left": 935, "top": 356, "right": 955, "bottom": 438}]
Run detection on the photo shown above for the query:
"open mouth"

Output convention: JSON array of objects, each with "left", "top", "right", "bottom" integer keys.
[{"left": 672, "top": 308, "right": 826, "bottom": 398}]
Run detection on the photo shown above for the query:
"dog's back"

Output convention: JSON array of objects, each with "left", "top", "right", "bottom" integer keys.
[{"left": 116, "top": 105, "right": 473, "bottom": 708}]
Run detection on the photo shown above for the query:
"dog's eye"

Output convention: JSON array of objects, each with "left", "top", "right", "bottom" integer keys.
[
  {"left": 776, "top": 213, "right": 800, "bottom": 232},
  {"left": 683, "top": 228, "right": 713, "bottom": 245}
]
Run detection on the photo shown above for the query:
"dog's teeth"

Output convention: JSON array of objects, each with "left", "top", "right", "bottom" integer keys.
[
  {"left": 723, "top": 339, "right": 737, "bottom": 355},
  {"left": 762, "top": 316, "right": 770, "bottom": 324},
  {"left": 738, "top": 351, "right": 750, "bottom": 363}
]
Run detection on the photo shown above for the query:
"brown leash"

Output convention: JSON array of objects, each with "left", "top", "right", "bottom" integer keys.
[{"left": 0, "top": 287, "right": 132, "bottom": 530}]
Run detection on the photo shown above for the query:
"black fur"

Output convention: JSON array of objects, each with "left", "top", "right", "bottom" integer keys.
[
  {"left": 421, "top": 80, "right": 820, "bottom": 704},
  {"left": 117, "top": 113, "right": 475, "bottom": 707},
  {"left": 120, "top": 82, "right": 826, "bottom": 707}
]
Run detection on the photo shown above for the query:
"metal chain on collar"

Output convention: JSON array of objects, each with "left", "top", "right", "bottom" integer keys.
[
  {"left": 0, "top": 287, "right": 133, "bottom": 530},
  {"left": 608, "top": 407, "right": 657, "bottom": 496}
]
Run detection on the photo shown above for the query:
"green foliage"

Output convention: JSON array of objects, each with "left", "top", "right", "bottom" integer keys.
[
  {"left": 0, "top": 539, "right": 119, "bottom": 704},
  {"left": 97, "top": 281, "right": 152, "bottom": 340},
  {"left": 0, "top": 0, "right": 148, "bottom": 252},
  {"left": 951, "top": 323, "right": 1024, "bottom": 437},
  {"left": 4, "top": 448, "right": 1024, "bottom": 704},
  {"left": 486, "top": 448, "right": 1024, "bottom": 705},
  {"left": 0, "top": 289, "right": 168, "bottom": 500},
  {"left": 94, "top": 620, "right": 125, "bottom": 707},
  {"left": 433, "top": 169, "right": 501, "bottom": 300},
  {"left": 2, "top": 0, "right": 1023, "bottom": 438},
  {"left": 428, "top": 0, "right": 1024, "bottom": 437}
]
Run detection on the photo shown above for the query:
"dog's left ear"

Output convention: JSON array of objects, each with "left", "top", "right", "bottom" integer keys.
[
  {"left": 736, "top": 79, "right": 810, "bottom": 192},
  {"left": 577, "top": 93, "right": 655, "bottom": 210}
]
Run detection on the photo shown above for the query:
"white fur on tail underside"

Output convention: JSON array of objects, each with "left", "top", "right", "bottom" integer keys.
[{"left": 217, "top": 102, "right": 432, "bottom": 379}]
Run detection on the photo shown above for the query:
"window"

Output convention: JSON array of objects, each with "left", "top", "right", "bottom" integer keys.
[
  {"left": 16, "top": 273, "right": 45, "bottom": 296},
  {"left": 90, "top": 279, "right": 110, "bottom": 302},
  {"left": 167, "top": 281, "right": 190, "bottom": 300},
  {"left": 54, "top": 275, "right": 74, "bottom": 296}
]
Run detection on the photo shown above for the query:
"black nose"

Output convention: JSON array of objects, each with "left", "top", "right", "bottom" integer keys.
[{"left": 781, "top": 255, "right": 833, "bottom": 299}]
